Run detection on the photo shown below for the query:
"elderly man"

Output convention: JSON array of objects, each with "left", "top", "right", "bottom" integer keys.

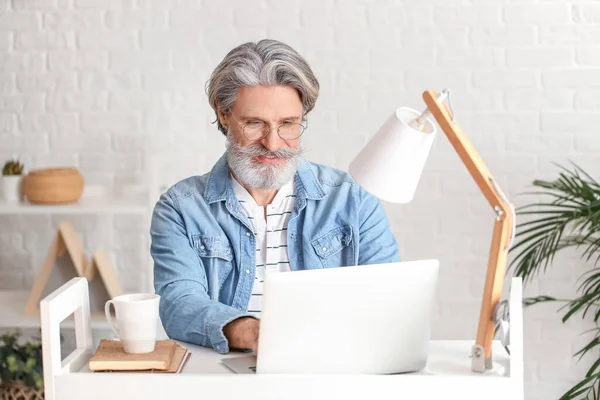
[{"left": 150, "top": 39, "right": 400, "bottom": 355}]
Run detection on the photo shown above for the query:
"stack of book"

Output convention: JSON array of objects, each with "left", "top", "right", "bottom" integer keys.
[{"left": 89, "top": 339, "right": 190, "bottom": 373}]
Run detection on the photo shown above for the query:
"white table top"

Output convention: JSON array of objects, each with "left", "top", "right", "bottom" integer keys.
[
  {"left": 187, "top": 339, "right": 511, "bottom": 376},
  {"left": 77, "top": 339, "right": 511, "bottom": 377},
  {"left": 56, "top": 340, "right": 521, "bottom": 400}
]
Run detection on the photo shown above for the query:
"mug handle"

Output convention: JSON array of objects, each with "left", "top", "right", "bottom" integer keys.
[{"left": 104, "top": 300, "right": 120, "bottom": 339}]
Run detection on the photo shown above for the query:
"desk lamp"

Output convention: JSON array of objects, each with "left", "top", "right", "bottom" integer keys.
[{"left": 349, "top": 89, "right": 516, "bottom": 372}]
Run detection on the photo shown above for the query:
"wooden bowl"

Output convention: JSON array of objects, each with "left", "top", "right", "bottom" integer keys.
[{"left": 23, "top": 167, "right": 84, "bottom": 204}]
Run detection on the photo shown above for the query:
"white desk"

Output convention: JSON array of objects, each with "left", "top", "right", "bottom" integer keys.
[
  {"left": 53, "top": 340, "right": 522, "bottom": 400},
  {"left": 40, "top": 278, "right": 524, "bottom": 400}
]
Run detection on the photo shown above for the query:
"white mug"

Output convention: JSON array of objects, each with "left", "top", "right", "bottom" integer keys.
[{"left": 104, "top": 293, "right": 160, "bottom": 354}]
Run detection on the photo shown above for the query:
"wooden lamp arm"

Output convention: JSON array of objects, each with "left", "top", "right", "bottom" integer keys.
[{"left": 422, "top": 90, "right": 515, "bottom": 372}]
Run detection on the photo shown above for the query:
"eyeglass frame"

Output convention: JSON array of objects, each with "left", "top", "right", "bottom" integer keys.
[{"left": 227, "top": 112, "right": 308, "bottom": 141}]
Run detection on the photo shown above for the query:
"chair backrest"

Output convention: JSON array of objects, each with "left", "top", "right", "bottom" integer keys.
[{"left": 40, "top": 277, "right": 94, "bottom": 400}]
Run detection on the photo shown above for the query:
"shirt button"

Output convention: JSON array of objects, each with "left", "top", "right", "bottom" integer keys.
[
  {"left": 200, "top": 245, "right": 205, "bottom": 250},
  {"left": 226, "top": 249, "right": 230, "bottom": 254},
  {"left": 217, "top": 345, "right": 221, "bottom": 350},
  {"left": 246, "top": 232, "right": 251, "bottom": 237},
  {"left": 290, "top": 233, "right": 295, "bottom": 238},
  {"left": 322, "top": 247, "right": 327, "bottom": 252},
  {"left": 246, "top": 269, "right": 250, "bottom": 274}
]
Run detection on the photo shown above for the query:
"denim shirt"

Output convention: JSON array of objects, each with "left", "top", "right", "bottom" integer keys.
[{"left": 150, "top": 154, "right": 400, "bottom": 354}]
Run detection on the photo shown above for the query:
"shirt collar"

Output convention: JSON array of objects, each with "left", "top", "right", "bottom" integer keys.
[
  {"left": 204, "top": 153, "right": 326, "bottom": 205},
  {"left": 230, "top": 175, "right": 255, "bottom": 205}
]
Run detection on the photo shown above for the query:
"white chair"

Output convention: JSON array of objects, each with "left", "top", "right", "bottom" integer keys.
[{"left": 40, "top": 277, "right": 94, "bottom": 400}]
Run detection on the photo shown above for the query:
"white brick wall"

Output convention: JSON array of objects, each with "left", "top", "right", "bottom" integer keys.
[{"left": 0, "top": 1, "right": 599, "bottom": 398}]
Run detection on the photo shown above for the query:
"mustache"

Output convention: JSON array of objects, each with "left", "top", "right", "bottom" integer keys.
[{"left": 232, "top": 143, "right": 302, "bottom": 159}]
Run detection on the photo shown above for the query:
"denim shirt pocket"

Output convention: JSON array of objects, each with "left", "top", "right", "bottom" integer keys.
[
  {"left": 310, "top": 225, "right": 355, "bottom": 268},
  {"left": 192, "top": 235, "right": 234, "bottom": 286}
]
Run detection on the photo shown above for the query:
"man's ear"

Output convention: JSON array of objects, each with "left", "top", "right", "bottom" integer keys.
[{"left": 217, "top": 104, "right": 228, "bottom": 128}]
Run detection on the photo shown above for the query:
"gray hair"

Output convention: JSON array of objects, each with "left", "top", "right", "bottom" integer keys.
[{"left": 206, "top": 39, "right": 320, "bottom": 136}]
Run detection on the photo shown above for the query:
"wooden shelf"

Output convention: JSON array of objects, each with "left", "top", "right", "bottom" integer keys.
[
  {"left": 0, "top": 291, "right": 110, "bottom": 330},
  {"left": 0, "top": 196, "right": 150, "bottom": 215}
]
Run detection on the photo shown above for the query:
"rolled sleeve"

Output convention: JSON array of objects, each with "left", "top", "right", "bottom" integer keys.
[{"left": 206, "top": 309, "right": 256, "bottom": 354}]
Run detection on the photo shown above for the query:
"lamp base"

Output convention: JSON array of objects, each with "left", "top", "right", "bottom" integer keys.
[{"left": 471, "top": 344, "right": 493, "bottom": 372}]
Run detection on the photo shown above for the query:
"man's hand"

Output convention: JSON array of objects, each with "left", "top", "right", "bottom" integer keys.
[{"left": 223, "top": 317, "right": 260, "bottom": 353}]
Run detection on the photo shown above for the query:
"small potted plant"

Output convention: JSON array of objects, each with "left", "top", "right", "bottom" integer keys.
[
  {"left": 0, "top": 329, "right": 44, "bottom": 400},
  {"left": 1, "top": 157, "right": 25, "bottom": 203}
]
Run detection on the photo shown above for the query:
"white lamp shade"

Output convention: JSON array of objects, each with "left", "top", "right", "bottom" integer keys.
[{"left": 349, "top": 107, "right": 437, "bottom": 203}]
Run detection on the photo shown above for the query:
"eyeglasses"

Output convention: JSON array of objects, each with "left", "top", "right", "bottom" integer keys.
[{"left": 229, "top": 113, "right": 307, "bottom": 141}]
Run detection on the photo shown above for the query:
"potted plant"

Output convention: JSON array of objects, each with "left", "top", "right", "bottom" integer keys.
[
  {"left": 0, "top": 329, "right": 44, "bottom": 400},
  {"left": 510, "top": 164, "right": 600, "bottom": 399},
  {"left": 1, "top": 157, "right": 25, "bottom": 203}
]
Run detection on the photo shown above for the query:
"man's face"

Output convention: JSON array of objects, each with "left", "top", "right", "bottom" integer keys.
[{"left": 220, "top": 85, "right": 305, "bottom": 190}]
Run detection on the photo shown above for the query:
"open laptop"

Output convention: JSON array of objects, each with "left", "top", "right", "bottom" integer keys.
[{"left": 221, "top": 259, "right": 439, "bottom": 374}]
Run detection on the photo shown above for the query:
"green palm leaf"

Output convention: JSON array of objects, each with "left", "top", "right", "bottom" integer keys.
[{"left": 509, "top": 163, "right": 600, "bottom": 400}]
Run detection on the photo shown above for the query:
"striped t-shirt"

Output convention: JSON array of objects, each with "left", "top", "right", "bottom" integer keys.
[{"left": 231, "top": 175, "right": 295, "bottom": 316}]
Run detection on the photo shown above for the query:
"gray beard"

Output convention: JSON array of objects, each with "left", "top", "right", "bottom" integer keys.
[{"left": 225, "top": 133, "right": 303, "bottom": 190}]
